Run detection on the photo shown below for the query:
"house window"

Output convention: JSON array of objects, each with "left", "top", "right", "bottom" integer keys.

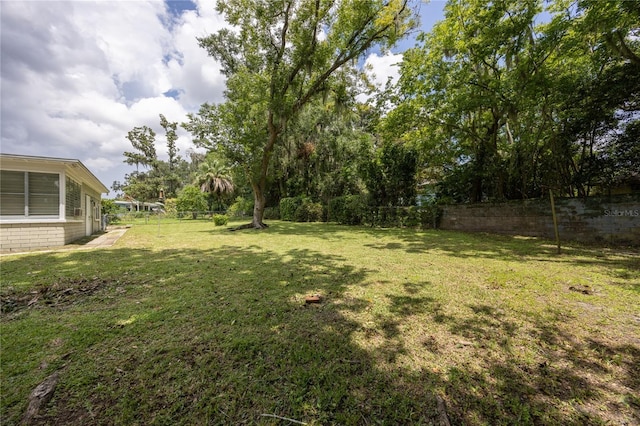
[
  {"left": 0, "top": 171, "right": 60, "bottom": 217},
  {"left": 65, "top": 177, "right": 82, "bottom": 218},
  {"left": 0, "top": 171, "right": 25, "bottom": 215}
]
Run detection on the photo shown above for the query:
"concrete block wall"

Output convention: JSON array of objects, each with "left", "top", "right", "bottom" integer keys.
[
  {"left": 439, "top": 194, "right": 640, "bottom": 245},
  {"left": 0, "top": 222, "right": 85, "bottom": 252},
  {"left": 64, "top": 222, "right": 86, "bottom": 245}
]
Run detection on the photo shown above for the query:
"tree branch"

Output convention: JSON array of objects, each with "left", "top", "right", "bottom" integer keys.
[{"left": 292, "top": 0, "right": 409, "bottom": 116}]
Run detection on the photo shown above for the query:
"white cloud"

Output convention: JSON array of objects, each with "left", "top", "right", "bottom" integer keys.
[
  {"left": 364, "top": 52, "right": 403, "bottom": 89},
  {"left": 357, "top": 52, "right": 403, "bottom": 104},
  {"left": 0, "top": 0, "right": 227, "bottom": 192},
  {"left": 0, "top": 0, "right": 441, "bottom": 195}
]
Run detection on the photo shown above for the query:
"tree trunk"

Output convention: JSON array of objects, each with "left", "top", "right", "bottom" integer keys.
[
  {"left": 248, "top": 112, "right": 280, "bottom": 229},
  {"left": 251, "top": 182, "right": 268, "bottom": 228}
]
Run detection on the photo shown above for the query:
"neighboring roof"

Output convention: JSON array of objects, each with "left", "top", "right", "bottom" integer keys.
[{"left": 0, "top": 153, "right": 109, "bottom": 194}]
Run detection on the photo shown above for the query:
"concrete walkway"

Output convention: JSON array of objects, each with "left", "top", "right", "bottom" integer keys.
[{"left": 81, "top": 228, "right": 129, "bottom": 248}]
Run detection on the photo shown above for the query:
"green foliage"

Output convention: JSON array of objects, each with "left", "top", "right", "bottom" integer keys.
[
  {"left": 328, "top": 195, "right": 367, "bottom": 225},
  {"left": 227, "top": 196, "right": 254, "bottom": 217},
  {"left": 294, "top": 199, "right": 323, "bottom": 222},
  {"left": 194, "top": 156, "right": 234, "bottom": 197},
  {"left": 122, "top": 115, "right": 193, "bottom": 202},
  {"left": 124, "top": 126, "right": 157, "bottom": 170},
  {"left": 371, "top": 205, "right": 441, "bottom": 229},
  {"left": 270, "top": 102, "right": 372, "bottom": 206},
  {"left": 385, "top": 0, "right": 640, "bottom": 202},
  {"left": 164, "top": 198, "right": 178, "bottom": 219},
  {"left": 213, "top": 214, "right": 229, "bottom": 226},
  {"left": 193, "top": 154, "right": 235, "bottom": 211},
  {"left": 160, "top": 114, "right": 182, "bottom": 198},
  {"left": 176, "top": 186, "right": 208, "bottom": 218},
  {"left": 100, "top": 199, "right": 122, "bottom": 225},
  {"left": 361, "top": 141, "right": 418, "bottom": 207},
  {"left": 101, "top": 199, "right": 119, "bottom": 215},
  {"left": 263, "top": 206, "right": 280, "bottom": 220},
  {"left": 184, "top": 0, "right": 417, "bottom": 226},
  {"left": 279, "top": 197, "right": 304, "bottom": 221}
]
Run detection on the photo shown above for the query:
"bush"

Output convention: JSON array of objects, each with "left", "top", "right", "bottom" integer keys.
[
  {"left": 263, "top": 206, "right": 280, "bottom": 220},
  {"left": 371, "top": 205, "right": 441, "bottom": 228},
  {"left": 101, "top": 199, "right": 119, "bottom": 216},
  {"left": 280, "top": 197, "right": 304, "bottom": 221},
  {"left": 419, "top": 204, "right": 442, "bottom": 229},
  {"left": 213, "top": 214, "right": 229, "bottom": 226},
  {"left": 163, "top": 198, "right": 178, "bottom": 219},
  {"left": 228, "top": 196, "right": 254, "bottom": 217},
  {"left": 405, "top": 206, "right": 420, "bottom": 227},
  {"left": 328, "top": 195, "right": 367, "bottom": 225},
  {"left": 294, "top": 200, "right": 323, "bottom": 222},
  {"left": 101, "top": 200, "right": 122, "bottom": 224},
  {"left": 176, "top": 186, "right": 208, "bottom": 219}
]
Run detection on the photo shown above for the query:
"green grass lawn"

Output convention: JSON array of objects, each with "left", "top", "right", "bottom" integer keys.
[{"left": 1, "top": 220, "right": 639, "bottom": 425}]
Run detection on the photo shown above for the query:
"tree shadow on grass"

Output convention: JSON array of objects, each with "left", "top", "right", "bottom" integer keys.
[
  {"left": 260, "top": 222, "right": 640, "bottom": 293},
  {"left": 1, "top": 241, "right": 638, "bottom": 425}
]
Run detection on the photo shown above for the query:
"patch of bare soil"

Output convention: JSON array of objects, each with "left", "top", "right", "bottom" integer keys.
[{"left": 1, "top": 277, "right": 114, "bottom": 315}]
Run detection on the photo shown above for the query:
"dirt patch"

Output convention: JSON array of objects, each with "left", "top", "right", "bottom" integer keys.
[{"left": 1, "top": 277, "right": 115, "bottom": 314}]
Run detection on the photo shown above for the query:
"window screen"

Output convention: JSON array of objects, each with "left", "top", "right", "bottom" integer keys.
[
  {"left": 29, "top": 173, "right": 60, "bottom": 215},
  {"left": 0, "top": 171, "right": 26, "bottom": 215},
  {"left": 65, "top": 177, "right": 82, "bottom": 217},
  {"left": 0, "top": 171, "right": 60, "bottom": 217}
]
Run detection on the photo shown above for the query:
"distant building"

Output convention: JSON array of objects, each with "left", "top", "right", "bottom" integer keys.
[
  {"left": 113, "top": 199, "right": 164, "bottom": 212},
  {"left": 0, "top": 153, "right": 109, "bottom": 252}
]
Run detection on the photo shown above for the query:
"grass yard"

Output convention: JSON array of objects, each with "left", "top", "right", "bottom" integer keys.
[{"left": 1, "top": 220, "right": 639, "bottom": 425}]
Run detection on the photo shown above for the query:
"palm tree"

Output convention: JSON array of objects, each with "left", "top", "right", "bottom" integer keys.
[{"left": 193, "top": 159, "right": 235, "bottom": 212}]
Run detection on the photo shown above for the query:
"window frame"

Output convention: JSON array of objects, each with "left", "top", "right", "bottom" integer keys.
[
  {"left": 65, "top": 176, "right": 83, "bottom": 219},
  {"left": 0, "top": 170, "right": 64, "bottom": 221}
]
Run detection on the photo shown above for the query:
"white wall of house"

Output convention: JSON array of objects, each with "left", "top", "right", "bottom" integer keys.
[{"left": 0, "top": 154, "right": 108, "bottom": 252}]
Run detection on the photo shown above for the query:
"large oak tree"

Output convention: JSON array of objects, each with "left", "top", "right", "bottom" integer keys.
[{"left": 184, "top": 0, "right": 416, "bottom": 228}]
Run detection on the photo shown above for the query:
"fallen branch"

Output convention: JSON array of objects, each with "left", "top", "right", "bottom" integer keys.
[{"left": 260, "top": 413, "right": 307, "bottom": 425}]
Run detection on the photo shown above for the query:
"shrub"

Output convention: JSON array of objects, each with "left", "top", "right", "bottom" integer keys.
[
  {"left": 101, "top": 199, "right": 119, "bottom": 215},
  {"left": 419, "top": 204, "right": 442, "bottom": 229},
  {"left": 101, "top": 199, "right": 121, "bottom": 224},
  {"left": 405, "top": 206, "right": 420, "bottom": 227},
  {"left": 371, "top": 205, "right": 441, "bottom": 229},
  {"left": 228, "top": 196, "right": 254, "bottom": 217},
  {"left": 213, "top": 214, "right": 229, "bottom": 226},
  {"left": 328, "top": 195, "right": 367, "bottom": 225},
  {"left": 263, "top": 206, "right": 280, "bottom": 220},
  {"left": 163, "top": 198, "right": 178, "bottom": 218},
  {"left": 280, "top": 197, "right": 304, "bottom": 221},
  {"left": 176, "top": 186, "right": 208, "bottom": 219},
  {"left": 133, "top": 211, "right": 148, "bottom": 219},
  {"left": 294, "top": 200, "right": 323, "bottom": 222}
]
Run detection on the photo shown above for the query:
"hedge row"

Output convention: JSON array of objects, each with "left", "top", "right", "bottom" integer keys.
[
  {"left": 277, "top": 196, "right": 441, "bottom": 228},
  {"left": 280, "top": 197, "right": 323, "bottom": 222}
]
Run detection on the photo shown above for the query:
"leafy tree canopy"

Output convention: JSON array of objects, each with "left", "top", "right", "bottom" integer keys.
[{"left": 183, "top": 0, "right": 417, "bottom": 228}]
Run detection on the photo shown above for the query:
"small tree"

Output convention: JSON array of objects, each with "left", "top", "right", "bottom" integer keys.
[
  {"left": 176, "top": 186, "right": 208, "bottom": 219},
  {"left": 101, "top": 199, "right": 121, "bottom": 224},
  {"left": 193, "top": 157, "right": 235, "bottom": 211}
]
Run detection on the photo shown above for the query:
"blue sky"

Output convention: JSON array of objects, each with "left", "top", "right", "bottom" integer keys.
[
  {"left": 0, "top": 0, "right": 445, "bottom": 194},
  {"left": 166, "top": 0, "right": 198, "bottom": 15}
]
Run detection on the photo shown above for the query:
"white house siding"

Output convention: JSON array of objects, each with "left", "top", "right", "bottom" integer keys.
[
  {"left": 84, "top": 186, "right": 103, "bottom": 235},
  {"left": 0, "top": 154, "right": 108, "bottom": 252}
]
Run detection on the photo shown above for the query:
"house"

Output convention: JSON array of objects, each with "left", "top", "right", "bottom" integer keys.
[{"left": 0, "top": 153, "right": 109, "bottom": 252}]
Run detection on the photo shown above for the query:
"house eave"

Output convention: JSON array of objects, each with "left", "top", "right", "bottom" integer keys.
[{"left": 0, "top": 153, "right": 109, "bottom": 194}]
